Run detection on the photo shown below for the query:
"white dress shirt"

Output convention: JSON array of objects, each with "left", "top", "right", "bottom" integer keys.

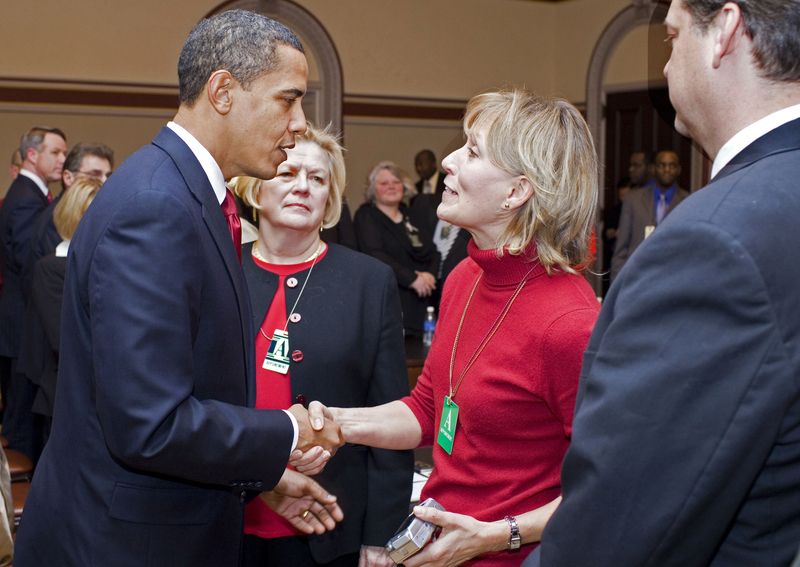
[{"left": 712, "top": 103, "right": 800, "bottom": 179}]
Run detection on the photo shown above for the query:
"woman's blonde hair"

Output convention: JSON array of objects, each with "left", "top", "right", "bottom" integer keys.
[
  {"left": 53, "top": 176, "right": 103, "bottom": 240},
  {"left": 464, "top": 88, "right": 598, "bottom": 273},
  {"left": 364, "top": 161, "right": 414, "bottom": 203},
  {"left": 231, "top": 123, "right": 346, "bottom": 229}
]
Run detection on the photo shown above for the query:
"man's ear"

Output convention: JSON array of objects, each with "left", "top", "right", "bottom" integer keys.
[
  {"left": 206, "top": 70, "right": 235, "bottom": 115},
  {"left": 711, "top": 2, "right": 744, "bottom": 69},
  {"left": 506, "top": 177, "right": 534, "bottom": 210},
  {"left": 62, "top": 170, "right": 75, "bottom": 188}
]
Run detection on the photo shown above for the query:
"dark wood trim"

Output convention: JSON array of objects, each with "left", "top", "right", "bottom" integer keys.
[
  {"left": 343, "top": 101, "right": 464, "bottom": 121},
  {"left": 0, "top": 82, "right": 465, "bottom": 120},
  {"left": 0, "top": 86, "right": 178, "bottom": 109}
]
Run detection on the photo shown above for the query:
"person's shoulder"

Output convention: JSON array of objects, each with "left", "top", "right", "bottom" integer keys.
[{"left": 326, "top": 243, "right": 393, "bottom": 278}]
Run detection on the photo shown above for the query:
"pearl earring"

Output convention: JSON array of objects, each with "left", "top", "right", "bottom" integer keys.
[{"left": 503, "top": 202, "right": 510, "bottom": 209}]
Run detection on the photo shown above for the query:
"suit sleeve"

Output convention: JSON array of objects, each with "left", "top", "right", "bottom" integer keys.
[
  {"left": 362, "top": 266, "right": 414, "bottom": 545},
  {"left": 532, "top": 220, "right": 796, "bottom": 566},
  {"left": 609, "top": 198, "right": 633, "bottom": 280},
  {"left": 354, "top": 207, "right": 417, "bottom": 287},
  {"left": 89, "top": 189, "right": 292, "bottom": 487},
  {"left": 6, "top": 193, "right": 44, "bottom": 274}
]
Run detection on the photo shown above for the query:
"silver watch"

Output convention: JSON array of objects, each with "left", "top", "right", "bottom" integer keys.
[{"left": 504, "top": 515, "right": 521, "bottom": 551}]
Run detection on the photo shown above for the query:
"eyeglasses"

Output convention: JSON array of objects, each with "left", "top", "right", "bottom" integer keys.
[{"left": 74, "top": 169, "right": 112, "bottom": 180}]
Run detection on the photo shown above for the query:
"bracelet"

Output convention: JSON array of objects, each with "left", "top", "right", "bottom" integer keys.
[{"left": 504, "top": 515, "right": 521, "bottom": 551}]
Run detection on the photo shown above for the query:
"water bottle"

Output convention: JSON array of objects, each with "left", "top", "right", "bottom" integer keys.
[{"left": 422, "top": 306, "right": 436, "bottom": 347}]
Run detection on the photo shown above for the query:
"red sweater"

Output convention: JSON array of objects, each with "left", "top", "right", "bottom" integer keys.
[{"left": 403, "top": 241, "right": 598, "bottom": 566}]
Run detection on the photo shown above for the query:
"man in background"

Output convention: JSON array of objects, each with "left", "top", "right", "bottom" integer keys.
[
  {"left": 610, "top": 149, "right": 688, "bottom": 279},
  {"left": 0, "top": 127, "right": 66, "bottom": 457},
  {"left": 528, "top": 0, "right": 800, "bottom": 564}
]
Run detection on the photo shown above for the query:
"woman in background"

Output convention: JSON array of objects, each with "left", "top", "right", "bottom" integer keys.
[
  {"left": 328, "top": 89, "right": 600, "bottom": 566},
  {"left": 232, "top": 124, "right": 412, "bottom": 567},
  {"left": 353, "top": 162, "right": 437, "bottom": 337},
  {"left": 27, "top": 177, "right": 103, "bottom": 438}
]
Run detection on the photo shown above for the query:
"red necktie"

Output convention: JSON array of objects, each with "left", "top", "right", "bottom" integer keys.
[
  {"left": 221, "top": 188, "right": 242, "bottom": 263},
  {"left": 47, "top": 192, "right": 53, "bottom": 203}
]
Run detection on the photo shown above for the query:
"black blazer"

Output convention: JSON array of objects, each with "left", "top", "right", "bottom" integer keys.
[
  {"left": 15, "top": 127, "right": 296, "bottom": 567},
  {"left": 527, "top": 118, "right": 800, "bottom": 566},
  {"left": 243, "top": 242, "right": 413, "bottom": 563},
  {"left": 21, "top": 196, "right": 62, "bottom": 300},
  {"left": 0, "top": 174, "right": 49, "bottom": 357},
  {"left": 353, "top": 203, "right": 437, "bottom": 335}
]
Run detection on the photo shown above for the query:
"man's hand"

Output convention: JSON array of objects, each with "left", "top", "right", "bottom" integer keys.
[
  {"left": 288, "top": 401, "right": 344, "bottom": 455},
  {"left": 260, "top": 469, "right": 344, "bottom": 535}
]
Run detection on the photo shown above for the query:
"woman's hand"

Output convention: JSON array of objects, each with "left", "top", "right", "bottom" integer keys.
[
  {"left": 288, "top": 445, "right": 330, "bottom": 476},
  {"left": 401, "top": 506, "right": 498, "bottom": 567},
  {"left": 359, "top": 545, "right": 394, "bottom": 567},
  {"left": 260, "top": 469, "right": 343, "bottom": 535},
  {"left": 410, "top": 271, "right": 437, "bottom": 298}
]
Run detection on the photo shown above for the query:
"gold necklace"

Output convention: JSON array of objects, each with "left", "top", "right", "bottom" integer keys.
[
  {"left": 251, "top": 240, "right": 323, "bottom": 264},
  {"left": 447, "top": 266, "right": 535, "bottom": 400}
]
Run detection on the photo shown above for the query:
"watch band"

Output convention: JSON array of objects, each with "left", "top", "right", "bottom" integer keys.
[{"left": 504, "top": 515, "right": 521, "bottom": 551}]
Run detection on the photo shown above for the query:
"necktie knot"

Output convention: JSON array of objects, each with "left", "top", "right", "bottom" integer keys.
[{"left": 221, "top": 189, "right": 242, "bottom": 262}]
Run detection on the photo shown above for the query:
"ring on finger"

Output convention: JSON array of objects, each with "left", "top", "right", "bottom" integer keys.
[{"left": 301, "top": 510, "right": 310, "bottom": 520}]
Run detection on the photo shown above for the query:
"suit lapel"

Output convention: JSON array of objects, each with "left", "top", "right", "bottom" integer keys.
[
  {"left": 715, "top": 117, "right": 800, "bottom": 182},
  {"left": 151, "top": 127, "right": 254, "bottom": 397}
]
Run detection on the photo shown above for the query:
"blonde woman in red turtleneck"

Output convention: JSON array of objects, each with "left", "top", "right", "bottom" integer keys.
[{"left": 326, "top": 89, "right": 600, "bottom": 567}]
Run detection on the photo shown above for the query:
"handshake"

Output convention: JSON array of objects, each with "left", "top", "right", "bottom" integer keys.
[{"left": 262, "top": 401, "right": 345, "bottom": 536}]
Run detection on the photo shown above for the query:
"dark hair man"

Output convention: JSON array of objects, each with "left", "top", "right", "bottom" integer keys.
[
  {"left": 526, "top": 1, "right": 800, "bottom": 565},
  {"left": 15, "top": 10, "right": 343, "bottom": 567},
  {"left": 610, "top": 149, "right": 689, "bottom": 279},
  {"left": 0, "top": 126, "right": 66, "bottom": 458}
]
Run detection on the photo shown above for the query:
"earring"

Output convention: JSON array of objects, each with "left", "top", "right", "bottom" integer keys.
[{"left": 503, "top": 201, "right": 510, "bottom": 209}]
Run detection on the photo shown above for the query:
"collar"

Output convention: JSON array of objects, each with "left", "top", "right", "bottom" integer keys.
[
  {"left": 653, "top": 183, "right": 677, "bottom": 202},
  {"left": 712, "top": 103, "right": 800, "bottom": 179},
  {"left": 19, "top": 168, "right": 49, "bottom": 197},
  {"left": 55, "top": 240, "right": 70, "bottom": 257},
  {"left": 167, "top": 121, "right": 227, "bottom": 205},
  {"left": 466, "top": 239, "right": 545, "bottom": 287}
]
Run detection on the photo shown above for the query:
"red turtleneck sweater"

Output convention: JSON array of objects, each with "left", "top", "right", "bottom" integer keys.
[{"left": 403, "top": 241, "right": 599, "bottom": 566}]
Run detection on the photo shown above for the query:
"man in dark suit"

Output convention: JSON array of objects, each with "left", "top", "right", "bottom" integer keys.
[
  {"left": 610, "top": 150, "right": 688, "bottom": 280},
  {"left": 0, "top": 126, "right": 66, "bottom": 457},
  {"left": 15, "top": 10, "right": 342, "bottom": 567},
  {"left": 410, "top": 148, "right": 446, "bottom": 228},
  {"left": 525, "top": 1, "right": 800, "bottom": 565}
]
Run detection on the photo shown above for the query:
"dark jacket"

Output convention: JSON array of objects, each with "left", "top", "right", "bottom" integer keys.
[{"left": 243, "top": 242, "right": 412, "bottom": 562}]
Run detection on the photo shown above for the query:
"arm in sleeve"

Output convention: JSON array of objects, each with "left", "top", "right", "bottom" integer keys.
[
  {"left": 89, "top": 190, "right": 293, "bottom": 487},
  {"left": 362, "top": 266, "right": 414, "bottom": 545},
  {"left": 537, "top": 221, "right": 795, "bottom": 566}
]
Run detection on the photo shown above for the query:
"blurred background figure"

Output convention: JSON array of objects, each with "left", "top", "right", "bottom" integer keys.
[
  {"left": 232, "top": 124, "right": 412, "bottom": 567},
  {"left": 611, "top": 149, "right": 688, "bottom": 280},
  {"left": 354, "top": 161, "right": 437, "bottom": 337},
  {"left": 24, "top": 176, "right": 103, "bottom": 440}
]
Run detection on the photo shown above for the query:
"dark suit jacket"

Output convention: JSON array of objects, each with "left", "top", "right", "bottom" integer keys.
[
  {"left": 14, "top": 127, "right": 296, "bottom": 567},
  {"left": 409, "top": 170, "right": 447, "bottom": 235},
  {"left": 0, "top": 174, "right": 49, "bottom": 357},
  {"left": 526, "top": 118, "right": 800, "bottom": 566},
  {"left": 243, "top": 242, "right": 412, "bottom": 562},
  {"left": 21, "top": 196, "right": 61, "bottom": 299},
  {"left": 610, "top": 184, "right": 689, "bottom": 280},
  {"left": 353, "top": 203, "right": 437, "bottom": 335}
]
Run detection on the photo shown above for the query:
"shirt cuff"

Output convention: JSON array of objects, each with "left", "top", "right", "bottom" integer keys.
[{"left": 282, "top": 409, "right": 299, "bottom": 452}]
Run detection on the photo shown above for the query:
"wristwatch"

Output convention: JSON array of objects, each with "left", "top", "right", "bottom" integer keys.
[{"left": 504, "top": 515, "right": 521, "bottom": 551}]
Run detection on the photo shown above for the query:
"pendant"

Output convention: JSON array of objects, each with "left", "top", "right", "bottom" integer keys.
[
  {"left": 437, "top": 396, "right": 459, "bottom": 455},
  {"left": 263, "top": 329, "right": 290, "bottom": 374}
]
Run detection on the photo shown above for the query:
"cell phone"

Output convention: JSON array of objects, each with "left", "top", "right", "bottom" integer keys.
[{"left": 385, "top": 497, "right": 445, "bottom": 564}]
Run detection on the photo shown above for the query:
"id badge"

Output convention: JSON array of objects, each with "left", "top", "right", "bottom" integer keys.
[
  {"left": 263, "top": 329, "right": 290, "bottom": 374},
  {"left": 437, "top": 396, "right": 459, "bottom": 455}
]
